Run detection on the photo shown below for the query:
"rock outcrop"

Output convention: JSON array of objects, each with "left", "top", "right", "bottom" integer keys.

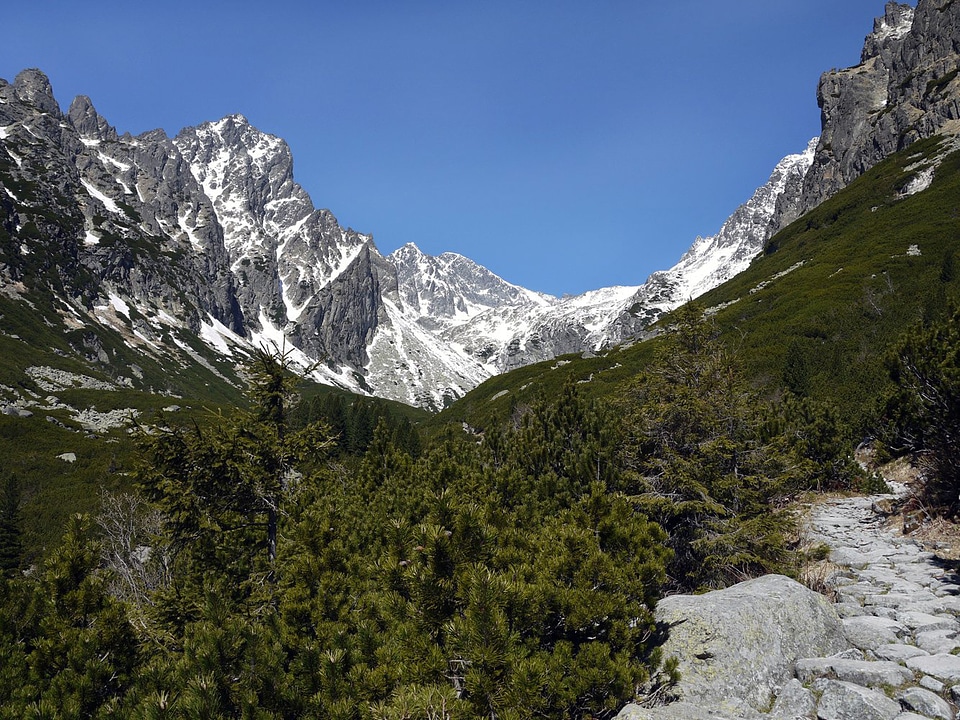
[
  {"left": 790, "top": 0, "right": 960, "bottom": 219},
  {"left": 632, "top": 575, "right": 847, "bottom": 718}
]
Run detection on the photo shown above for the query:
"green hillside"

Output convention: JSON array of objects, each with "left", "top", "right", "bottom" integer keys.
[
  {"left": 0, "top": 285, "right": 429, "bottom": 559},
  {"left": 435, "top": 135, "right": 960, "bottom": 436}
]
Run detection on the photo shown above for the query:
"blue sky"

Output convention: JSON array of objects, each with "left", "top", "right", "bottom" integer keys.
[{"left": 4, "top": 1, "right": 897, "bottom": 295}]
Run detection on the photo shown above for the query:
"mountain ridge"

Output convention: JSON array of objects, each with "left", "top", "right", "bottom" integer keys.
[
  {"left": 0, "top": 67, "right": 813, "bottom": 409},
  {"left": 5, "top": 1, "right": 957, "bottom": 410}
]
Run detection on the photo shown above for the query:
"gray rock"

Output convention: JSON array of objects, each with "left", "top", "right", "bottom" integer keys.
[
  {"left": 836, "top": 602, "right": 869, "bottom": 618},
  {"left": 916, "top": 597, "right": 960, "bottom": 617},
  {"left": 655, "top": 575, "right": 845, "bottom": 713},
  {"left": 769, "top": 678, "right": 816, "bottom": 720},
  {"left": 916, "top": 629, "right": 960, "bottom": 655},
  {"left": 833, "top": 648, "right": 867, "bottom": 661},
  {"left": 896, "top": 686, "right": 954, "bottom": 720},
  {"left": 1, "top": 405, "right": 32, "bottom": 418},
  {"left": 815, "top": 680, "right": 902, "bottom": 720},
  {"left": 935, "top": 584, "right": 960, "bottom": 598},
  {"left": 794, "top": 657, "right": 912, "bottom": 687},
  {"left": 897, "top": 610, "right": 959, "bottom": 634},
  {"left": 872, "top": 643, "right": 929, "bottom": 662},
  {"left": 907, "top": 653, "right": 960, "bottom": 684},
  {"left": 843, "top": 616, "right": 905, "bottom": 650},
  {"left": 613, "top": 702, "right": 745, "bottom": 720},
  {"left": 838, "top": 583, "right": 886, "bottom": 605},
  {"left": 920, "top": 674, "right": 946, "bottom": 694},
  {"left": 871, "top": 606, "right": 901, "bottom": 620}
]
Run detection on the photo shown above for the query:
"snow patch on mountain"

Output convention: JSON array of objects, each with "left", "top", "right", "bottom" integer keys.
[
  {"left": 80, "top": 178, "right": 122, "bottom": 214},
  {"left": 871, "top": 5, "right": 914, "bottom": 44},
  {"left": 627, "top": 137, "right": 818, "bottom": 316},
  {"left": 366, "top": 296, "right": 491, "bottom": 410}
]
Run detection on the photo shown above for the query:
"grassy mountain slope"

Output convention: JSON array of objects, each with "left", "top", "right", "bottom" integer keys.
[
  {"left": 0, "top": 283, "right": 427, "bottom": 559},
  {"left": 435, "top": 135, "right": 960, "bottom": 435}
]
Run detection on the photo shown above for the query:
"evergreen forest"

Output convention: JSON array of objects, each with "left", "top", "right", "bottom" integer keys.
[{"left": 4, "top": 303, "right": 922, "bottom": 720}]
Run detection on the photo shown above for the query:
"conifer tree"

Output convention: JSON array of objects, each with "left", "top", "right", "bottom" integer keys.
[
  {"left": 620, "top": 305, "right": 794, "bottom": 591},
  {"left": 137, "top": 348, "right": 334, "bottom": 578},
  {"left": 0, "top": 474, "right": 22, "bottom": 575},
  {"left": 884, "top": 305, "right": 960, "bottom": 512},
  {"left": 0, "top": 515, "right": 138, "bottom": 717}
]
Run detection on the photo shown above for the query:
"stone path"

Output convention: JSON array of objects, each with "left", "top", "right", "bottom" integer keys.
[
  {"left": 617, "top": 480, "right": 960, "bottom": 720},
  {"left": 793, "top": 484, "right": 960, "bottom": 720}
]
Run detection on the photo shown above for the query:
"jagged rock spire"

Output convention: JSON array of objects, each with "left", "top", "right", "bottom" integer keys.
[
  {"left": 67, "top": 95, "right": 118, "bottom": 141},
  {"left": 12, "top": 69, "right": 61, "bottom": 117}
]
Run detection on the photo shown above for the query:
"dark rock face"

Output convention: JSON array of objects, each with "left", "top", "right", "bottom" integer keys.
[
  {"left": 795, "top": 0, "right": 960, "bottom": 217},
  {"left": 13, "top": 69, "right": 62, "bottom": 118},
  {"left": 0, "top": 72, "right": 245, "bottom": 343},
  {"left": 66, "top": 96, "right": 118, "bottom": 142},
  {"left": 290, "top": 242, "right": 386, "bottom": 370}
]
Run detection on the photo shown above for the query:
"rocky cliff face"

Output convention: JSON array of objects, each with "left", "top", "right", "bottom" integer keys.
[
  {"left": 173, "top": 115, "right": 389, "bottom": 371},
  {"left": 0, "top": 71, "right": 489, "bottom": 409},
  {"left": 0, "top": 69, "right": 244, "bottom": 345},
  {"left": 795, "top": 0, "right": 960, "bottom": 216}
]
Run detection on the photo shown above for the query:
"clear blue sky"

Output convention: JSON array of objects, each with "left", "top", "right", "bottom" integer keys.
[{"left": 3, "top": 1, "right": 897, "bottom": 296}]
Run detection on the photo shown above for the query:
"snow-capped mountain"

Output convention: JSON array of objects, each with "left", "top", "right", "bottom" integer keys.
[
  {"left": 389, "top": 242, "right": 553, "bottom": 332},
  {"left": 0, "top": 68, "right": 822, "bottom": 410},
  {"left": 425, "top": 138, "right": 818, "bottom": 375},
  {"left": 627, "top": 138, "right": 818, "bottom": 317},
  {"left": 388, "top": 243, "right": 637, "bottom": 373},
  {"left": 388, "top": 130, "right": 815, "bottom": 376},
  {"left": 5, "top": 3, "right": 960, "bottom": 411}
]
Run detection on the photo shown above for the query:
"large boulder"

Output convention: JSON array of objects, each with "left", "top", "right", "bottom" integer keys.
[
  {"left": 815, "top": 680, "right": 901, "bottom": 720},
  {"left": 653, "top": 574, "right": 847, "bottom": 714}
]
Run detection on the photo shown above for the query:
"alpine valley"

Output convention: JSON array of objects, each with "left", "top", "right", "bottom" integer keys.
[
  {"left": 3, "top": 0, "right": 960, "bottom": 510},
  {"left": 5, "top": 0, "right": 943, "bottom": 419},
  {"left": 8, "top": 1, "right": 960, "bottom": 718},
  {"left": 0, "top": 63, "right": 816, "bottom": 413}
]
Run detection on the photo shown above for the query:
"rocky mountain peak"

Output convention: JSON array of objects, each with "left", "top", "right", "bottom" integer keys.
[
  {"left": 389, "top": 241, "right": 550, "bottom": 329},
  {"left": 862, "top": 2, "right": 915, "bottom": 62},
  {"left": 630, "top": 136, "right": 817, "bottom": 318},
  {"left": 175, "top": 115, "right": 299, "bottom": 215},
  {"left": 66, "top": 95, "right": 118, "bottom": 142},
  {"left": 12, "top": 69, "right": 61, "bottom": 118}
]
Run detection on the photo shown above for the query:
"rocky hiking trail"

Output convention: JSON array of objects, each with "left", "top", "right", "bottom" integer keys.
[{"left": 617, "top": 467, "right": 960, "bottom": 720}]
